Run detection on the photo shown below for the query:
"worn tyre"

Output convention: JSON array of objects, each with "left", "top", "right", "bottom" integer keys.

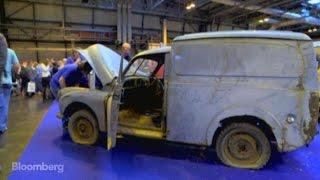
[
  {"left": 68, "top": 110, "right": 99, "bottom": 145},
  {"left": 215, "top": 123, "right": 271, "bottom": 169}
]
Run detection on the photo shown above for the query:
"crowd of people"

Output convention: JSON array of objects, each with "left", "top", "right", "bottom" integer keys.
[
  {"left": 14, "top": 51, "right": 82, "bottom": 101},
  {"left": 0, "top": 35, "right": 132, "bottom": 136}
]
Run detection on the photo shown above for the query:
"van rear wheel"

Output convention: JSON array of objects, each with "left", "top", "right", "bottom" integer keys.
[
  {"left": 68, "top": 110, "right": 99, "bottom": 145},
  {"left": 215, "top": 123, "right": 271, "bottom": 169}
]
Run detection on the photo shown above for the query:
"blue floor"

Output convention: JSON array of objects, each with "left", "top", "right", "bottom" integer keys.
[{"left": 9, "top": 102, "right": 320, "bottom": 180}]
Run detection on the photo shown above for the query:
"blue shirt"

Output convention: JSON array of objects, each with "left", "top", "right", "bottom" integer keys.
[
  {"left": 50, "top": 64, "right": 84, "bottom": 89},
  {"left": 1, "top": 48, "right": 19, "bottom": 85},
  {"left": 66, "top": 54, "right": 85, "bottom": 65},
  {"left": 35, "top": 65, "right": 42, "bottom": 77},
  {"left": 66, "top": 56, "right": 75, "bottom": 64}
]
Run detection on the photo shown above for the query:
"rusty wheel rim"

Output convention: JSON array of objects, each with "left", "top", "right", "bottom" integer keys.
[
  {"left": 224, "top": 133, "right": 261, "bottom": 164},
  {"left": 73, "top": 118, "right": 94, "bottom": 139}
]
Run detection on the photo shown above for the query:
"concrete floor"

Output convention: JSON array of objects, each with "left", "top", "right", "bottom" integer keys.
[{"left": 0, "top": 96, "right": 51, "bottom": 179}]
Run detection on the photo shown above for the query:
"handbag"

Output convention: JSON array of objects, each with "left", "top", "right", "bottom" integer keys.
[{"left": 27, "top": 81, "right": 36, "bottom": 93}]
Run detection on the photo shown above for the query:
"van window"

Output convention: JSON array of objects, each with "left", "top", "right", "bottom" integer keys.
[
  {"left": 125, "top": 58, "right": 158, "bottom": 77},
  {"left": 173, "top": 39, "right": 303, "bottom": 77}
]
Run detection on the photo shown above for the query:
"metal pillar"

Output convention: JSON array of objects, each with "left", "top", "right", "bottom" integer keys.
[
  {"left": 122, "top": 3, "right": 127, "bottom": 43},
  {"left": 91, "top": 8, "right": 95, "bottom": 29},
  {"left": 117, "top": 0, "right": 132, "bottom": 43},
  {"left": 127, "top": 2, "right": 132, "bottom": 42},
  {"left": 0, "top": 0, "right": 8, "bottom": 37},
  {"left": 117, "top": 1, "right": 122, "bottom": 42},
  {"left": 32, "top": 2, "right": 39, "bottom": 62},
  {"left": 162, "top": 18, "right": 167, "bottom": 45}
]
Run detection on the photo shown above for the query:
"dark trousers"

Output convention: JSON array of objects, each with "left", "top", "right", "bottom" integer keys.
[
  {"left": 20, "top": 77, "right": 28, "bottom": 94},
  {"left": 42, "top": 76, "right": 50, "bottom": 100}
]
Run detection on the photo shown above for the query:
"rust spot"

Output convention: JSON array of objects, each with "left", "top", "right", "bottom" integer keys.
[
  {"left": 304, "top": 92, "right": 319, "bottom": 142},
  {"left": 296, "top": 75, "right": 304, "bottom": 90}
]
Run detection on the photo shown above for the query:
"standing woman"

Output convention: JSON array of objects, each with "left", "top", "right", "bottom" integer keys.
[
  {"left": 41, "top": 60, "right": 51, "bottom": 101},
  {"left": 0, "top": 42, "right": 20, "bottom": 134}
]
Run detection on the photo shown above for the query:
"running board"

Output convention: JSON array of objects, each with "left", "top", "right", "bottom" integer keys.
[{"left": 118, "top": 125, "right": 164, "bottom": 139}]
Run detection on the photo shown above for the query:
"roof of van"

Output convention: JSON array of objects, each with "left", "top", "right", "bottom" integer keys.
[
  {"left": 173, "top": 31, "right": 311, "bottom": 41},
  {"left": 133, "top": 46, "right": 171, "bottom": 59}
]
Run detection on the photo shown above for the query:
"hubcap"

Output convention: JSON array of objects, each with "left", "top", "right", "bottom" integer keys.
[
  {"left": 74, "top": 118, "right": 93, "bottom": 139},
  {"left": 225, "top": 133, "right": 260, "bottom": 163}
]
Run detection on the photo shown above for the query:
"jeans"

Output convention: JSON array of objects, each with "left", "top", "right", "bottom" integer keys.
[
  {"left": 35, "top": 76, "right": 43, "bottom": 93},
  {"left": 0, "top": 84, "right": 12, "bottom": 132}
]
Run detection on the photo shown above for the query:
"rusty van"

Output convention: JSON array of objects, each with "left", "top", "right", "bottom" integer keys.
[{"left": 57, "top": 31, "right": 319, "bottom": 169}]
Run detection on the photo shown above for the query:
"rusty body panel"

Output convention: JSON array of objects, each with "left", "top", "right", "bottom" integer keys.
[
  {"left": 58, "top": 87, "right": 110, "bottom": 132},
  {"left": 166, "top": 38, "right": 318, "bottom": 152}
]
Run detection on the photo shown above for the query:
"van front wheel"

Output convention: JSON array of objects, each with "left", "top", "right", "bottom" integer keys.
[
  {"left": 215, "top": 123, "right": 271, "bottom": 169},
  {"left": 68, "top": 110, "right": 99, "bottom": 145}
]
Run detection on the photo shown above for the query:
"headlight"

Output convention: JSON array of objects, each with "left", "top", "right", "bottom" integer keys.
[{"left": 286, "top": 114, "right": 295, "bottom": 124}]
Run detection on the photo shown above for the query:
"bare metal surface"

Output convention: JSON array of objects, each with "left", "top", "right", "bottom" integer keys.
[
  {"left": 59, "top": 87, "right": 110, "bottom": 132},
  {"left": 166, "top": 37, "right": 318, "bottom": 151},
  {"left": 76, "top": 44, "right": 128, "bottom": 86}
]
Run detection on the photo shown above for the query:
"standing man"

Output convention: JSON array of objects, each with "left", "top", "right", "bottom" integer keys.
[
  {"left": 20, "top": 61, "right": 29, "bottom": 96},
  {"left": 40, "top": 60, "right": 51, "bottom": 101},
  {"left": 50, "top": 61, "right": 92, "bottom": 99},
  {"left": 122, "top": 42, "right": 132, "bottom": 61},
  {"left": 0, "top": 44, "right": 20, "bottom": 134}
]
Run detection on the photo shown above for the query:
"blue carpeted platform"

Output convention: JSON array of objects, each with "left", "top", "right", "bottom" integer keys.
[{"left": 9, "top": 102, "right": 320, "bottom": 180}]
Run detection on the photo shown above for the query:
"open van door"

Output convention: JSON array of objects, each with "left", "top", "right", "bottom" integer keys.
[
  {"left": 106, "top": 55, "right": 125, "bottom": 150},
  {"left": 106, "top": 82, "right": 122, "bottom": 150}
]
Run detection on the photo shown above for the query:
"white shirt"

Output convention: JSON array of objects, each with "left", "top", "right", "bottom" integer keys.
[{"left": 41, "top": 64, "right": 51, "bottom": 78}]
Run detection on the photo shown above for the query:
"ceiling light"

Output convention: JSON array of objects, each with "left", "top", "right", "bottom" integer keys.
[
  {"left": 264, "top": 18, "right": 269, "bottom": 22},
  {"left": 186, "top": 2, "right": 196, "bottom": 10},
  {"left": 313, "top": 27, "right": 317, "bottom": 32},
  {"left": 258, "top": 19, "right": 264, "bottom": 23},
  {"left": 308, "top": 29, "right": 313, "bottom": 33}
]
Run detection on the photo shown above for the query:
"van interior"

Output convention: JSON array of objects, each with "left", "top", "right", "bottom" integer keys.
[{"left": 119, "top": 53, "right": 166, "bottom": 134}]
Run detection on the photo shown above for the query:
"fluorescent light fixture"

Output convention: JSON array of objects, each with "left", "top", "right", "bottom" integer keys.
[
  {"left": 186, "top": 1, "right": 196, "bottom": 10},
  {"left": 189, "top": 3, "right": 195, "bottom": 8},
  {"left": 308, "top": 0, "right": 320, "bottom": 4}
]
